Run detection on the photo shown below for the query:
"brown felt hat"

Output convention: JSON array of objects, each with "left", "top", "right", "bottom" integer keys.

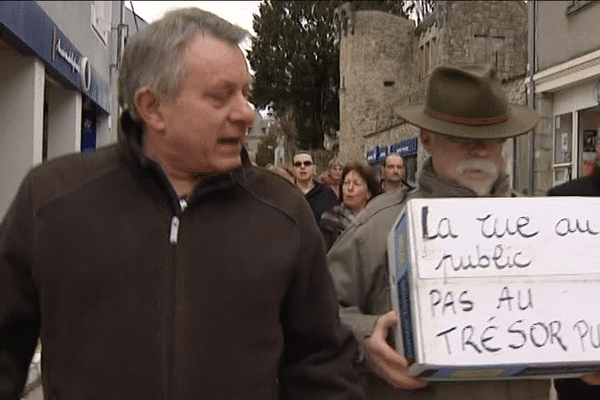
[{"left": 396, "top": 65, "right": 540, "bottom": 139}]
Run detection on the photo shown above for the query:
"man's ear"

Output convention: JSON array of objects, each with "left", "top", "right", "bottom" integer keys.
[
  {"left": 420, "top": 129, "right": 433, "bottom": 152},
  {"left": 134, "top": 88, "right": 166, "bottom": 132}
]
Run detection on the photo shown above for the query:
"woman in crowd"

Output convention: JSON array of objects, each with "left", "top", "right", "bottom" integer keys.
[
  {"left": 320, "top": 162, "right": 380, "bottom": 251},
  {"left": 320, "top": 159, "right": 343, "bottom": 199}
]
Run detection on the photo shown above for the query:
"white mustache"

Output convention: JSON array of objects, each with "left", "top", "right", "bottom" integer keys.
[{"left": 457, "top": 160, "right": 499, "bottom": 177}]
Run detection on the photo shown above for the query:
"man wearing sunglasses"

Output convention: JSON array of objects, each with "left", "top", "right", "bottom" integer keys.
[
  {"left": 327, "top": 65, "right": 559, "bottom": 400},
  {"left": 292, "top": 152, "right": 338, "bottom": 223}
]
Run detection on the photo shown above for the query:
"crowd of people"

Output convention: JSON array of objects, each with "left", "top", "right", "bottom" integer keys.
[
  {"left": 1, "top": 6, "right": 599, "bottom": 400},
  {"left": 262, "top": 64, "right": 600, "bottom": 400},
  {"left": 264, "top": 151, "right": 412, "bottom": 251}
]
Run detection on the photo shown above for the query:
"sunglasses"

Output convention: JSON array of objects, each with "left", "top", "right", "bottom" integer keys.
[{"left": 293, "top": 161, "right": 313, "bottom": 167}]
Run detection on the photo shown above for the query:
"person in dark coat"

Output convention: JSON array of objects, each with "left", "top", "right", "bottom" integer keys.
[
  {"left": 291, "top": 152, "right": 338, "bottom": 223},
  {"left": 548, "top": 167, "right": 600, "bottom": 196},
  {"left": 0, "top": 8, "right": 366, "bottom": 400}
]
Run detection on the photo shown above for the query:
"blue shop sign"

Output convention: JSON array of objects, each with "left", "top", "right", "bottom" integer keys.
[
  {"left": 366, "top": 147, "right": 377, "bottom": 163},
  {"left": 390, "top": 137, "right": 418, "bottom": 156},
  {"left": 377, "top": 146, "right": 389, "bottom": 162},
  {"left": 52, "top": 28, "right": 92, "bottom": 92},
  {"left": 0, "top": 1, "right": 110, "bottom": 113}
]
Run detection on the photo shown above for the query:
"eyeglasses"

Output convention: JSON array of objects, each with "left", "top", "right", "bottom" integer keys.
[
  {"left": 293, "top": 161, "right": 313, "bottom": 167},
  {"left": 442, "top": 135, "right": 507, "bottom": 145}
]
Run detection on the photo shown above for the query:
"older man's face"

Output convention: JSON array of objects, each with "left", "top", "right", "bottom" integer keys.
[
  {"left": 421, "top": 130, "right": 505, "bottom": 196},
  {"left": 155, "top": 33, "right": 255, "bottom": 176}
]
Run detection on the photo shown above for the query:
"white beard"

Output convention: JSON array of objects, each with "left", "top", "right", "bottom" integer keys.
[{"left": 456, "top": 159, "right": 500, "bottom": 196}]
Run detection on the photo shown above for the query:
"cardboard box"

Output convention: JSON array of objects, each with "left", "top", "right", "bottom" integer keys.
[{"left": 388, "top": 197, "right": 600, "bottom": 380}]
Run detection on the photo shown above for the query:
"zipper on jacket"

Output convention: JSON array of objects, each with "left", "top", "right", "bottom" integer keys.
[
  {"left": 179, "top": 198, "right": 188, "bottom": 211},
  {"left": 167, "top": 213, "right": 180, "bottom": 399},
  {"left": 169, "top": 216, "right": 180, "bottom": 244}
]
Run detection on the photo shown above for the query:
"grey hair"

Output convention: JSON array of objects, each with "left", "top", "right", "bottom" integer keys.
[{"left": 119, "top": 7, "right": 249, "bottom": 120}]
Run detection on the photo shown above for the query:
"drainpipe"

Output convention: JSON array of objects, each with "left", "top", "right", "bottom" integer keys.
[{"left": 528, "top": 0, "right": 536, "bottom": 195}]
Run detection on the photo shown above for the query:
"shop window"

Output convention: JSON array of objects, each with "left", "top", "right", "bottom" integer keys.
[
  {"left": 81, "top": 98, "right": 97, "bottom": 154},
  {"left": 577, "top": 106, "right": 600, "bottom": 177},
  {"left": 491, "top": 36, "right": 505, "bottom": 70},
  {"left": 553, "top": 113, "right": 573, "bottom": 185},
  {"left": 555, "top": 113, "right": 572, "bottom": 164},
  {"left": 474, "top": 35, "right": 488, "bottom": 65},
  {"left": 472, "top": 28, "right": 507, "bottom": 71},
  {"left": 419, "top": 38, "right": 437, "bottom": 79},
  {"left": 422, "top": 43, "right": 429, "bottom": 77},
  {"left": 431, "top": 37, "right": 437, "bottom": 68}
]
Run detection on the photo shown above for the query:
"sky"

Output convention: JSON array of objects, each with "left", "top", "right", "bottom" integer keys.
[
  {"left": 128, "top": 1, "right": 262, "bottom": 52},
  {"left": 128, "top": 1, "right": 261, "bottom": 35}
]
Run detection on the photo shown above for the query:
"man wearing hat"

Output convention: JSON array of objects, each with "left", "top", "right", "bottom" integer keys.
[{"left": 327, "top": 65, "right": 550, "bottom": 399}]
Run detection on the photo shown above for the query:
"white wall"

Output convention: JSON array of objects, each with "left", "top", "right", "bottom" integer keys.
[
  {"left": 553, "top": 80, "right": 598, "bottom": 116},
  {"left": 96, "top": 113, "right": 112, "bottom": 147},
  {"left": 0, "top": 52, "right": 45, "bottom": 218},
  {"left": 46, "top": 82, "right": 82, "bottom": 160}
]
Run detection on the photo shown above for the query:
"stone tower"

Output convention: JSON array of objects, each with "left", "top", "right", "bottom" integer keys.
[
  {"left": 335, "top": 1, "right": 529, "bottom": 182},
  {"left": 335, "top": 4, "right": 414, "bottom": 164}
]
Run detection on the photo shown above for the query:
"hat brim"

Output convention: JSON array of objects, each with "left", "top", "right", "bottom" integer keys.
[{"left": 395, "top": 103, "right": 539, "bottom": 139}]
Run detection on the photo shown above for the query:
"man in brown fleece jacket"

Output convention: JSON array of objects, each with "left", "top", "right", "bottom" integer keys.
[{"left": 0, "top": 8, "right": 365, "bottom": 400}]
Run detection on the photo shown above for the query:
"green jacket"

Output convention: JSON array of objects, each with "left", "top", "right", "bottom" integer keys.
[{"left": 327, "top": 158, "right": 550, "bottom": 400}]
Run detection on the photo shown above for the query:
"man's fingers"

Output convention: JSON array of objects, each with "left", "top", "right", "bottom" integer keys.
[
  {"left": 387, "top": 372, "right": 429, "bottom": 390},
  {"left": 582, "top": 373, "right": 600, "bottom": 385},
  {"left": 368, "top": 312, "right": 407, "bottom": 369},
  {"left": 368, "top": 335, "right": 408, "bottom": 369},
  {"left": 364, "top": 311, "right": 429, "bottom": 389},
  {"left": 376, "top": 311, "right": 399, "bottom": 331},
  {"left": 368, "top": 351, "right": 428, "bottom": 390}
]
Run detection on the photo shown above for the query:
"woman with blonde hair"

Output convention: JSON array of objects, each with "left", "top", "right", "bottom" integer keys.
[{"left": 323, "top": 158, "right": 343, "bottom": 199}]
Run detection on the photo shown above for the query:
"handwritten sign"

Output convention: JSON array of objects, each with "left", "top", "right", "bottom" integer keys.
[{"left": 388, "top": 197, "right": 600, "bottom": 379}]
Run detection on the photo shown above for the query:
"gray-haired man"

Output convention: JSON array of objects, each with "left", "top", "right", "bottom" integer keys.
[{"left": 0, "top": 8, "right": 365, "bottom": 400}]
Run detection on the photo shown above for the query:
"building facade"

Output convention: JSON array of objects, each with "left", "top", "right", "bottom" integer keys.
[
  {"left": 0, "top": 3, "right": 146, "bottom": 396},
  {"left": 335, "top": 1, "right": 529, "bottom": 187},
  {"left": 0, "top": 1, "right": 146, "bottom": 218},
  {"left": 246, "top": 109, "right": 270, "bottom": 163},
  {"left": 529, "top": 0, "right": 600, "bottom": 194}
]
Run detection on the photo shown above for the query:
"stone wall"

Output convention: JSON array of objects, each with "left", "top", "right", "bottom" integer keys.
[
  {"left": 336, "top": 1, "right": 530, "bottom": 173},
  {"left": 436, "top": 1, "right": 528, "bottom": 80},
  {"left": 337, "top": 9, "right": 414, "bottom": 163}
]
